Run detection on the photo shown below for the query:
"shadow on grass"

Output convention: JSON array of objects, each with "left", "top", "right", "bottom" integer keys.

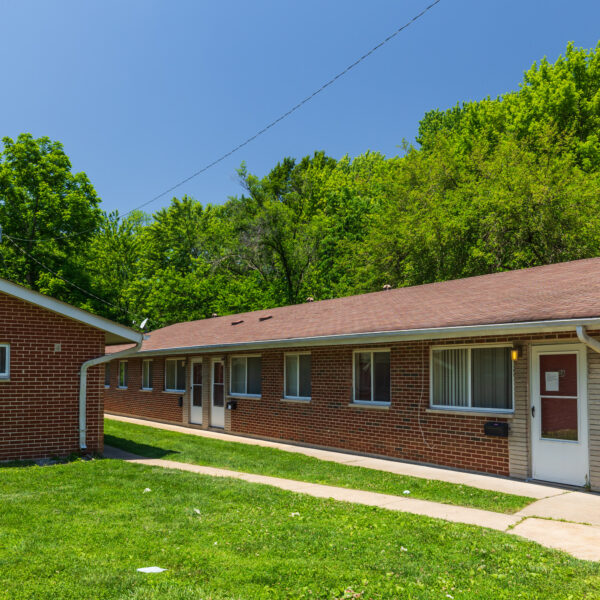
[
  {"left": 104, "top": 434, "right": 180, "bottom": 459},
  {"left": 0, "top": 459, "right": 37, "bottom": 469},
  {"left": 0, "top": 453, "right": 99, "bottom": 470}
]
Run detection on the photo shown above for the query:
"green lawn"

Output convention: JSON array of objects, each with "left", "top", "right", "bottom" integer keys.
[
  {"left": 1, "top": 459, "right": 598, "bottom": 600},
  {"left": 104, "top": 418, "right": 534, "bottom": 514}
]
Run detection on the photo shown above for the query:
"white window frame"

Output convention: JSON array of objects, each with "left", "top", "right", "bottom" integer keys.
[
  {"left": 0, "top": 344, "right": 10, "bottom": 380},
  {"left": 141, "top": 359, "right": 153, "bottom": 391},
  {"left": 164, "top": 358, "right": 186, "bottom": 393},
  {"left": 283, "top": 352, "right": 311, "bottom": 401},
  {"left": 352, "top": 348, "right": 391, "bottom": 406},
  {"left": 429, "top": 343, "right": 515, "bottom": 413},
  {"left": 104, "top": 363, "right": 111, "bottom": 388},
  {"left": 230, "top": 354, "right": 262, "bottom": 398},
  {"left": 118, "top": 360, "right": 128, "bottom": 389}
]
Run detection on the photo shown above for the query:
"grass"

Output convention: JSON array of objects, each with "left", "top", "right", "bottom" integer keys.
[
  {"left": 104, "top": 418, "right": 534, "bottom": 514},
  {"left": 1, "top": 459, "right": 598, "bottom": 600}
]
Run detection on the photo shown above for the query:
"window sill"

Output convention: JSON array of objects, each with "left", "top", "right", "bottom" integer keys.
[
  {"left": 117, "top": 387, "right": 128, "bottom": 390},
  {"left": 164, "top": 389, "right": 185, "bottom": 394},
  {"left": 348, "top": 402, "right": 390, "bottom": 410},
  {"left": 0, "top": 378, "right": 10, "bottom": 383},
  {"left": 281, "top": 397, "right": 311, "bottom": 404},
  {"left": 141, "top": 388, "right": 154, "bottom": 392},
  {"left": 104, "top": 385, "right": 110, "bottom": 389},
  {"left": 228, "top": 393, "right": 261, "bottom": 400},
  {"left": 426, "top": 408, "right": 514, "bottom": 418}
]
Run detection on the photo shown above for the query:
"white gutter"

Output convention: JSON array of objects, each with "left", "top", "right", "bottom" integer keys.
[
  {"left": 79, "top": 340, "right": 143, "bottom": 450},
  {"left": 576, "top": 325, "right": 600, "bottom": 354}
]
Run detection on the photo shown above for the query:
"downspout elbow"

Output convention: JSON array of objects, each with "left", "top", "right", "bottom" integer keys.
[
  {"left": 576, "top": 325, "right": 600, "bottom": 354},
  {"left": 79, "top": 339, "right": 144, "bottom": 451}
]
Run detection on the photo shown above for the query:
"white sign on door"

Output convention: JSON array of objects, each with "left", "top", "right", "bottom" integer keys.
[{"left": 545, "top": 371, "right": 560, "bottom": 392}]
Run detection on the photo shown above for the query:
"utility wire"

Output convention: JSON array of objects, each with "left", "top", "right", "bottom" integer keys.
[
  {"left": 8, "top": 0, "right": 442, "bottom": 244},
  {"left": 6, "top": 235, "right": 140, "bottom": 322}
]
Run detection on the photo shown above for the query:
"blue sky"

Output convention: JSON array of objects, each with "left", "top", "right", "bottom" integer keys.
[{"left": 2, "top": 0, "right": 599, "bottom": 216}]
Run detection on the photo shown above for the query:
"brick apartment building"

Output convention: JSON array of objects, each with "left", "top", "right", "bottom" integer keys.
[
  {"left": 105, "top": 258, "right": 600, "bottom": 489},
  {"left": 0, "top": 278, "right": 141, "bottom": 461}
]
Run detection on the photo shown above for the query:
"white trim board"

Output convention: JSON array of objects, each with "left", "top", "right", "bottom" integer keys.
[{"left": 0, "top": 277, "right": 141, "bottom": 344}]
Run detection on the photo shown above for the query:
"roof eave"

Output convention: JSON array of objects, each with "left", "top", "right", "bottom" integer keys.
[
  {"left": 125, "top": 316, "right": 600, "bottom": 357},
  {"left": 0, "top": 278, "right": 142, "bottom": 344}
]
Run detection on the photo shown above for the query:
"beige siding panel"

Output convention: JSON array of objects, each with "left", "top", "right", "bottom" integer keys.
[
  {"left": 588, "top": 347, "right": 600, "bottom": 491},
  {"left": 509, "top": 343, "right": 530, "bottom": 479}
]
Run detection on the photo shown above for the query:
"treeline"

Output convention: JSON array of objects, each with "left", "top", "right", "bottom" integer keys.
[{"left": 1, "top": 42, "right": 600, "bottom": 329}]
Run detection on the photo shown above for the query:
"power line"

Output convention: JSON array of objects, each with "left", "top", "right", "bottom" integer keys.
[
  {"left": 6, "top": 235, "right": 140, "bottom": 322},
  {"left": 8, "top": 0, "right": 442, "bottom": 244}
]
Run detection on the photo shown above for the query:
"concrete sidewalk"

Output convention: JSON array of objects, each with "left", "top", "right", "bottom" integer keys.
[
  {"left": 105, "top": 414, "right": 564, "bottom": 500},
  {"left": 104, "top": 444, "right": 600, "bottom": 561}
]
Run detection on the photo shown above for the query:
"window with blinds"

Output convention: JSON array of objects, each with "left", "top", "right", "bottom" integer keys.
[
  {"left": 353, "top": 350, "right": 391, "bottom": 404},
  {"left": 431, "top": 346, "right": 513, "bottom": 411},
  {"left": 118, "top": 361, "right": 128, "bottom": 389},
  {"left": 231, "top": 356, "right": 262, "bottom": 396},
  {"left": 284, "top": 353, "right": 311, "bottom": 400},
  {"left": 165, "top": 358, "right": 186, "bottom": 392},
  {"left": 141, "top": 359, "right": 153, "bottom": 390}
]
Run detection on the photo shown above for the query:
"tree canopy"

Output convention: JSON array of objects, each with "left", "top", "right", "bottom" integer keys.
[{"left": 0, "top": 133, "right": 102, "bottom": 308}]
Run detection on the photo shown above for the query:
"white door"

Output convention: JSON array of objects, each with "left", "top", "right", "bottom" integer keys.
[
  {"left": 211, "top": 360, "right": 225, "bottom": 428},
  {"left": 531, "top": 344, "right": 589, "bottom": 486},
  {"left": 190, "top": 359, "right": 203, "bottom": 425}
]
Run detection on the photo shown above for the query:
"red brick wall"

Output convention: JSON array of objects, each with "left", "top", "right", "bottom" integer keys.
[
  {"left": 0, "top": 292, "right": 105, "bottom": 461},
  {"left": 104, "top": 356, "right": 184, "bottom": 423},
  {"left": 229, "top": 342, "right": 511, "bottom": 475},
  {"left": 103, "top": 331, "right": 582, "bottom": 476}
]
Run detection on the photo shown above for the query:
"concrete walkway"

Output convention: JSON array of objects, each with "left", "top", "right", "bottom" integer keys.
[
  {"left": 103, "top": 443, "right": 600, "bottom": 561},
  {"left": 106, "top": 414, "right": 564, "bottom": 499}
]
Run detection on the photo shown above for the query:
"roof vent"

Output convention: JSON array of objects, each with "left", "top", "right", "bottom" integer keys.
[
  {"left": 211, "top": 313, "right": 218, "bottom": 318},
  {"left": 306, "top": 296, "right": 314, "bottom": 303},
  {"left": 382, "top": 284, "right": 392, "bottom": 291},
  {"left": 259, "top": 315, "right": 272, "bottom": 321},
  {"left": 231, "top": 319, "right": 244, "bottom": 325}
]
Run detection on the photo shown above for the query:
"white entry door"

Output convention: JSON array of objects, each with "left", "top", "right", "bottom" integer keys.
[
  {"left": 531, "top": 344, "right": 589, "bottom": 486},
  {"left": 190, "top": 359, "right": 203, "bottom": 424},
  {"left": 211, "top": 360, "right": 225, "bottom": 428}
]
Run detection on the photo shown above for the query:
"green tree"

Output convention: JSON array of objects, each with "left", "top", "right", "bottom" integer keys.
[
  {"left": 0, "top": 133, "right": 102, "bottom": 306},
  {"left": 360, "top": 129, "right": 600, "bottom": 289},
  {"left": 85, "top": 210, "right": 149, "bottom": 323},
  {"left": 417, "top": 42, "right": 600, "bottom": 169},
  {"left": 229, "top": 153, "right": 337, "bottom": 306}
]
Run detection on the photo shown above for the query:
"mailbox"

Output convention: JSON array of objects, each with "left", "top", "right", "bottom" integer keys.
[
  {"left": 484, "top": 421, "right": 509, "bottom": 437},
  {"left": 178, "top": 396, "right": 183, "bottom": 407},
  {"left": 226, "top": 400, "right": 237, "bottom": 411}
]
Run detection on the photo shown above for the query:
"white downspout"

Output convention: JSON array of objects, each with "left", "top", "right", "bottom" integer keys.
[
  {"left": 79, "top": 340, "right": 143, "bottom": 450},
  {"left": 576, "top": 325, "right": 600, "bottom": 354}
]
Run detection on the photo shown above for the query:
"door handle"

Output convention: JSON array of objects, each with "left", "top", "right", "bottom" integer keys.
[{"left": 531, "top": 406, "right": 535, "bottom": 418}]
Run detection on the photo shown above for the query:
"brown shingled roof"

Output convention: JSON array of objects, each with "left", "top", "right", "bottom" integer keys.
[{"left": 108, "top": 257, "right": 600, "bottom": 353}]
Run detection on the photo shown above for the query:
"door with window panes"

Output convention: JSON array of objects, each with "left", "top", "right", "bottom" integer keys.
[
  {"left": 211, "top": 360, "right": 225, "bottom": 428},
  {"left": 531, "top": 345, "right": 589, "bottom": 486},
  {"left": 190, "top": 359, "right": 203, "bottom": 424}
]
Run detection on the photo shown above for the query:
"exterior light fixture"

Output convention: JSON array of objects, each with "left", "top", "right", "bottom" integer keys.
[{"left": 510, "top": 345, "right": 522, "bottom": 361}]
